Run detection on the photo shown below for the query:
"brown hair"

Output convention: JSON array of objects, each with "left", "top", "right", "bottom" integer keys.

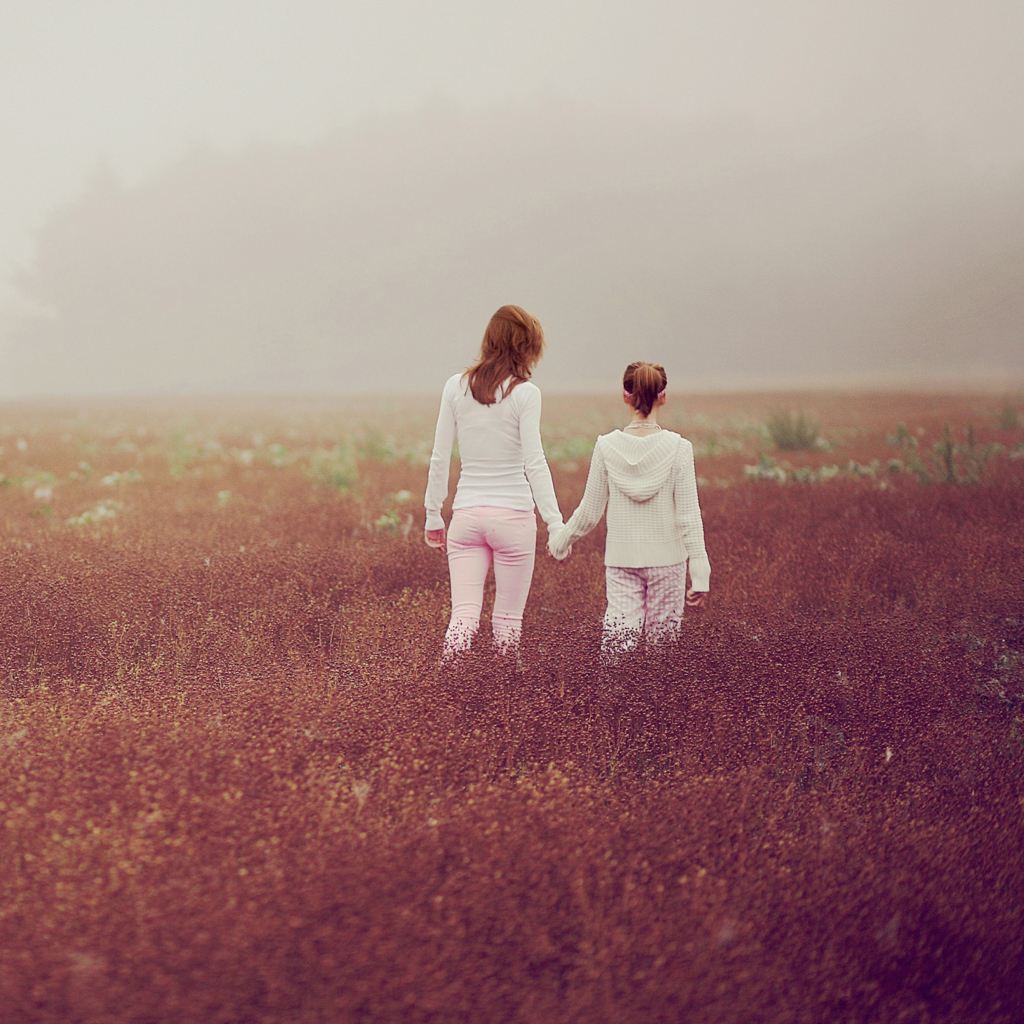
[
  {"left": 623, "top": 361, "right": 667, "bottom": 418},
  {"left": 464, "top": 305, "right": 545, "bottom": 405}
]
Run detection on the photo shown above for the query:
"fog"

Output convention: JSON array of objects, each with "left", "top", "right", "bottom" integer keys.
[{"left": 2, "top": 0, "right": 1022, "bottom": 396}]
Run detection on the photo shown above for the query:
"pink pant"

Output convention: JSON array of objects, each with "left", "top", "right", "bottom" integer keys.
[
  {"left": 603, "top": 562, "right": 686, "bottom": 653},
  {"left": 445, "top": 506, "right": 537, "bottom": 655}
]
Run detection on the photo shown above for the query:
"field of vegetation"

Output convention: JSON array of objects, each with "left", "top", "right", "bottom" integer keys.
[{"left": 0, "top": 390, "right": 1021, "bottom": 1024}]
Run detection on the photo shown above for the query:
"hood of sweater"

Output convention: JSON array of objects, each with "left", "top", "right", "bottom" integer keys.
[{"left": 599, "top": 430, "right": 682, "bottom": 502}]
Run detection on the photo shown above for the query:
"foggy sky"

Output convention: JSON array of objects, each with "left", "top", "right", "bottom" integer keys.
[{"left": 2, "top": 0, "right": 1023, "bottom": 395}]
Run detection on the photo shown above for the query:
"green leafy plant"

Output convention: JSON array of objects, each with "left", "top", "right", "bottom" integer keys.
[
  {"left": 307, "top": 443, "right": 358, "bottom": 493},
  {"left": 356, "top": 429, "right": 397, "bottom": 463},
  {"left": 373, "top": 490, "right": 415, "bottom": 538},
  {"left": 264, "top": 442, "right": 295, "bottom": 467},
  {"left": 743, "top": 456, "right": 856, "bottom": 485},
  {"left": 100, "top": 469, "right": 143, "bottom": 487},
  {"left": 765, "top": 411, "right": 823, "bottom": 452},
  {"left": 889, "top": 422, "right": 999, "bottom": 485},
  {"left": 543, "top": 435, "right": 596, "bottom": 464},
  {"left": 995, "top": 398, "right": 1020, "bottom": 431},
  {"left": 743, "top": 455, "right": 789, "bottom": 482},
  {"left": 65, "top": 500, "right": 122, "bottom": 526}
]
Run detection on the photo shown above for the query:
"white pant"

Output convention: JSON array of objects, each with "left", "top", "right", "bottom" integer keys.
[
  {"left": 602, "top": 562, "right": 686, "bottom": 653},
  {"left": 444, "top": 506, "right": 537, "bottom": 657}
]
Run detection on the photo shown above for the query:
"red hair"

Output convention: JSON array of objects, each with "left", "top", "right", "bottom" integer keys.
[
  {"left": 623, "top": 361, "right": 667, "bottom": 418},
  {"left": 464, "top": 305, "right": 545, "bottom": 405}
]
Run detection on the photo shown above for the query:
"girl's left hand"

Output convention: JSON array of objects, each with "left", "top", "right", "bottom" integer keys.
[
  {"left": 685, "top": 588, "right": 708, "bottom": 609},
  {"left": 425, "top": 528, "right": 446, "bottom": 552}
]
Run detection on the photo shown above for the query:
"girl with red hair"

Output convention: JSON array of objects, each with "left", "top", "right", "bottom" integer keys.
[{"left": 424, "top": 305, "right": 563, "bottom": 658}]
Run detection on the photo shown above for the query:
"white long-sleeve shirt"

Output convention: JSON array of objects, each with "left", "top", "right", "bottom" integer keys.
[
  {"left": 548, "top": 429, "right": 711, "bottom": 589},
  {"left": 424, "top": 373, "right": 563, "bottom": 532}
]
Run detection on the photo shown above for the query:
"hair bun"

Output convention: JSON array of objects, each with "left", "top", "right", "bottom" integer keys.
[{"left": 622, "top": 361, "right": 667, "bottom": 417}]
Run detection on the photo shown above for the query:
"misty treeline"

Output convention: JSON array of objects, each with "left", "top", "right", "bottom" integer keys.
[{"left": 5, "top": 102, "right": 1022, "bottom": 395}]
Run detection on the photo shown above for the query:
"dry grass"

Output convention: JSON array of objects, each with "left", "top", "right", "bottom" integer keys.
[{"left": 0, "top": 391, "right": 1022, "bottom": 1023}]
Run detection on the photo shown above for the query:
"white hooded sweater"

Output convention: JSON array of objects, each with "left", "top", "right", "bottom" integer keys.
[{"left": 548, "top": 429, "right": 711, "bottom": 589}]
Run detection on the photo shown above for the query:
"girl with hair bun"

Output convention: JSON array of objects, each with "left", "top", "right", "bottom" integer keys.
[
  {"left": 548, "top": 361, "right": 710, "bottom": 652},
  {"left": 424, "top": 305, "right": 563, "bottom": 658}
]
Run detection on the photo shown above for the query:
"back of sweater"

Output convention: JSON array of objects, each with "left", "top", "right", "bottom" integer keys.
[
  {"left": 549, "top": 430, "right": 710, "bottom": 589},
  {"left": 424, "top": 373, "right": 563, "bottom": 532}
]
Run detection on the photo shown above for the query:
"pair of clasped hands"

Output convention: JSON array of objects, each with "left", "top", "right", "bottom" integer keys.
[{"left": 424, "top": 526, "right": 708, "bottom": 609}]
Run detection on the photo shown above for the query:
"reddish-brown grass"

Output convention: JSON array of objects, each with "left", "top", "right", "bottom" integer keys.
[{"left": 0, "top": 392, "right": 1021, "bottom": 1023}]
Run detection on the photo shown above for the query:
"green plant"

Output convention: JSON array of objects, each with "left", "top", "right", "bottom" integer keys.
[
  {"left": 307, "top": 444, "right": 358, "bottom": 493},
  {"left": 65, "top": 500, "right": 122, "bottom": 526},
  {"left": 995, "top": 398, "right": 1020, "bottom": 431},
  {"left": 373, "top": 490, "right": 415, "bottom": 538},
  {"left": 743, "top": 455, "right": 788, "bottom": 482},
  {"left": 889, "top": 421, "right": 999, "bottom": 485},
  {"left": 265, "top": 442, "right": 295, "bottom": 467},
  {"left": 743, "top": 456, "right": 853, "bottom": 485},
  {"left": 168, "top": 432, "right": 198, "bottom": 478},
  {"left": 542, "top": 435, "right": 596, "bottom": 464},
  {"left": 356, "top": 429, "right": 397, "bottom": 463},
  {"left": 765, "top": 411, "right": 822, "bottom": 452},
  {"left": 100, "top": 469, "right": 143, "bottom": 487}
]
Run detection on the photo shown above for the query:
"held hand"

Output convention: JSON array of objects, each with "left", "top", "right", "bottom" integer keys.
[
  {"left": 547, "top": 524, "right": 570, "bottom": 561},
  {"left": 685, "top": 588, "right": 708, "bottom": 609},
  {"left": 424, "top": 528, "right": 446, "bottom": 552},
  {"left": 546, "top": 534, "right": 571, "bottom": 560}
]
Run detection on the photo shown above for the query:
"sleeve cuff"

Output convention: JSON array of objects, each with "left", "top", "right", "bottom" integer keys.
[
  {"left": 688, "top": 557, "right": 711, "bottom": 592},
  {"left": 424, "top": 511, "right": 445, "bottom": 532},
  {"left": 547, "top": 524, "right": 570, "bottom": 560}
]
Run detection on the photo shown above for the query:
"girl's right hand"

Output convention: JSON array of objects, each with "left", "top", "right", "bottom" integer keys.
[
  {"left": 547, "top": 534, "right": 570, "bottom": 560},
  {"left": 425, "top": 528, "right": 446, "bottom": 551},
  {"left": 547, "top": 524, "right": 570, "bottom": 560}
]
